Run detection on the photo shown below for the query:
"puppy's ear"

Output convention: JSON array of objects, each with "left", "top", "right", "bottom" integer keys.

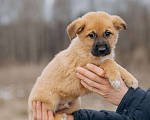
[
  {"left": 112, "top": 16, "right": 127, "bottom": 31},
  {"left": 67, "top": 18, "right": 85, "bottom": 40}
]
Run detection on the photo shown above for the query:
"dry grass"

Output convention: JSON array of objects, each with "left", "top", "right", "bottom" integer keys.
[
  {"left": 0, "top": 63, "right": 46, "bottom": 120},
  {"left": 0, "top": 55, "right": 149, "bottom": 119}
]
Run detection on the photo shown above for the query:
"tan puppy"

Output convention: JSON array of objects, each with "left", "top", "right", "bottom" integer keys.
[{"left": 28, "top": 11, "right": 138, "bottom": 120}]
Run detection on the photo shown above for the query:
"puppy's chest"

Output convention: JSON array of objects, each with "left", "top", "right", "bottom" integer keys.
[
  {"left": 100, "top": 56, "right": 113, "bottom": 63},
  {"left": 76, "top": 57, "right": 101, "bottom": 67}
]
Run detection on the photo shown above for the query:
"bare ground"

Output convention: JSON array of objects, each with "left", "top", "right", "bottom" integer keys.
[{"left": 0, "top": 59, "right": 149, "bottom": 120}]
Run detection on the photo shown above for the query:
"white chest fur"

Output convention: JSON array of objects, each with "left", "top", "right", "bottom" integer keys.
[{"left": 100, "top": 56, "right": 113, "bottom": 63}]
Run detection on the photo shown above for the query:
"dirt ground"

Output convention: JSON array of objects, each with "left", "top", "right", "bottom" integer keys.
[{"left": 0, "top": 61, "right": 149, "bottom": 120}]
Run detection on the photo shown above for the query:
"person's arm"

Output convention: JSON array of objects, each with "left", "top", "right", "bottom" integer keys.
[
  {"left": 76, "top": 64, "right": 150, "bottom": 120},
  {"left": 73, "top": 109, "right": 126, "bottom": 120},
  {"left": 72, "top": 87, "right": 149, "bottom": 120},
  {"left": 32, "top": 102, "right": 127, "bottom": 120},
  {"left": 116, "top": 87, "right": 149, "bottom": 120}
]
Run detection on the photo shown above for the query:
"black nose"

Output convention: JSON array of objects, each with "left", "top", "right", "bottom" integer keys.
[
  {"left": 91, "top": 42, "right": 111, "bottom": 57},
  {"left": 98, "top": 47, "right": 106, "bottom": 54}
]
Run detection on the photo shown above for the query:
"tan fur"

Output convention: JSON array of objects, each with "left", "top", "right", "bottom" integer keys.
[{"left": 28, "top": 11, "right": 138, "bottom": 120}]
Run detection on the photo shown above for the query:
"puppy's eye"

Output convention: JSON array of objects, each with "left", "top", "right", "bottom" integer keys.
[
  {"left": 105, "top": 31, "right": 111, "bottom": 37},
  {"left": 88, "top": 33, "right": 95, "bottom": 39}
]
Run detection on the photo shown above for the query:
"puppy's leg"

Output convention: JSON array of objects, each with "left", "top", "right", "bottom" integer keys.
[
  {"left": 100, "top": 59, "right": 121, "bottom": 89},
  {"left": 57, "top": 97, "right": 81, "bottom": 114},
  {"left": 54, "top": 97, "right": 81, "bottom": 120},
  {"left": 43, "top": 94, "right": 60, "bottom": 112},
  {"left": 118, "top": 64, "right": 138, "bottom": 89},
  {"left": 54, "top": 113, "right": 67, "bottom": 120}
]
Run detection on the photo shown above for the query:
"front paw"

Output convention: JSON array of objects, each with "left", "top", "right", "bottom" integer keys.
[
  {"left": 109, "top": 78, "right": 121, "bottom": 89},
  {"left": 124, "top": 78, "right": 138, "bottom": 89},
  {"left": 62, "top": 114, "right": 67, "bottom": 120},
  {"left": 105, "top": 70, "right": 121, "bottom": 89}
]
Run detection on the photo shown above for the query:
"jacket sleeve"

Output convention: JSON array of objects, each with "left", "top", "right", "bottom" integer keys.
[
  {"left": 73, "top": 87, "right": 150, "bottom": 120},
  {"left": 116, "top": 87, "right": 150, "bottom": 120},
  {"left": 73, "top": 109, "right": 126, "bottom": 120},
  {"left": 147, "top": 87, "right": 150, "bottom": 92}
]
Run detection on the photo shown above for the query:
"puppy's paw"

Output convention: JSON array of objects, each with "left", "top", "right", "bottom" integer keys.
[
  {"left": 54, "top": 113, "right": 67, "bottom": 120},
  {"left": 131, "top": 84, "right": 138, "bottom": 89},
  {"left": 107, "top": 72, "right": 121, "bottom": 89},
  {"left": 109, "top": 79, "right": 121, "bottom": 89},
  {"left": 61, "top": 114, "right": 67, "bottom": 120},
  {"left": 124, "top": 78, "right": 138, "bottom": 90}
]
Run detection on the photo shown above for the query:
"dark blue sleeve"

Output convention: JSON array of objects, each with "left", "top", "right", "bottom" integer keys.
[
  {"left": 116, "top": 87, "right": 150, "bottom": 120},
  {"left": 73, "top": 109, "right": 126, "bottom": 120}
]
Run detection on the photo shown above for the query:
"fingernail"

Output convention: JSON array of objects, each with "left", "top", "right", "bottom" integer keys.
[
  {"left": 37, "top": 101, "right": 40, "bottom": 106},
  {"left": 49, "top": 115, "right": 54, "bottom": 120},
  {"left": 48, "top": 111, "right": 51, "bottom": 115},
  {"left": 86, "top": 63, "right": 91, "bottom": 68},
  {"left": 76, "top": 73, "right": 80, "bottom": 77},
  {"left": 76, "top": 67, "right": 80, "bottom": 72},
  {"left": 48, "top": 111, "right": 53, "bottom": 117},
  {"left": 42, "top": 103, "right": 44, "bottom": 107},
  {"left": 33, "top": 102, "right": 36, "bottom": 105}
]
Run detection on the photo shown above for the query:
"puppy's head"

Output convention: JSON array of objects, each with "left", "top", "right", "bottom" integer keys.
[{"left": 67, "top": 11, "right": 126, "bottom": 57}]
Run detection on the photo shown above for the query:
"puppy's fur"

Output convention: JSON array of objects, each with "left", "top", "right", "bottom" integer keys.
[{"left": 28, "top": 11, "right": 138, "bottom": 120}]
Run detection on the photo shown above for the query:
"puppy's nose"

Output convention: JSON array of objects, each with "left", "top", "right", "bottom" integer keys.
[{"left": 98, "top": 47, "right": 106, "bottom": 54}]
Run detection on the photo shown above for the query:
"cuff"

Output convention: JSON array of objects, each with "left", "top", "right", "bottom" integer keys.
[
  {"left": 116, "top": 87, "right": 146, "bottom": 117},
  {"left": 72, "top": 109, "right": 89, "bottom": 120}
]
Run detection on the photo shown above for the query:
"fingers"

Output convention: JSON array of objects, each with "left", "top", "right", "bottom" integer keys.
[
  {"left": 77, "top": 73, "right": 101, "bottom": 88},
  {"left": 86, "top": 63, "right": 105, "bottom": 77},
  {"left": 37, "top": 101, "right": 42, "bottom": 120},
  {"left": 33, "top": 102, "right": 37, "bottom": 119},
  {"left": 78, "top": 72, "right": 106, "bottom": 96},
  {"left": 33, "top": 101, "right": 54, "bottom": 120},
  {"left": 76, "top": 66, "right": 109, "bottom": 85},
  {"left": 42, "top": 103, "right": 48, "bottom": 120},
  {"left": 48, "top": 111, "right": 54, "bottom": 120},
  {"left": 76, "top": 67, "right": 99, "bottom": 81},
  {"left": 81, "top": 80, "right": 104, "bottom": 96}
]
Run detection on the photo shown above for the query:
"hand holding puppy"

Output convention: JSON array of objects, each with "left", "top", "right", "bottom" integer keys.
[
  {"left": 32, "top": 64, "right": 129, "bottom": 120},
  {"left": 76, "top": 63, "right": 129, "bottom": 106},
  {"left": 32, "top": 101, "right": 74, "bottom": 120}
]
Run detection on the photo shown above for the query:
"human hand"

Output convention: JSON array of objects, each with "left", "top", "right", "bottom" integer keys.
[
  {"left": 76, "top": 63, "right": 129, "bottom": 106},
  {"left": 33, "top": 101, "right": 74, "bottom": 120},
  {"left": 33, "top": 101, "right": 54, "bottom": 120}
]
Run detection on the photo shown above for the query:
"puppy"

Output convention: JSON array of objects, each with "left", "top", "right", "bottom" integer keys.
[{"left": 28, "top": 11, "right": 138, "bottom": 120}]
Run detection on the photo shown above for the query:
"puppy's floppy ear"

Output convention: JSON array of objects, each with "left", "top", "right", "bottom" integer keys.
[
  {"left": 67, "top": 18, "right": 85, "bottom": 40},
  {"left": 112, "top": 15, "right": 127, "bottom": 31}
]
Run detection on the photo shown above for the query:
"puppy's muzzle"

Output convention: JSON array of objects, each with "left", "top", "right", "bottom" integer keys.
[{"left": 91, "top": 43, "right": 111, "bottom": 57}]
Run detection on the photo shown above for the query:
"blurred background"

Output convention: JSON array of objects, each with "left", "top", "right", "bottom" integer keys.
[{"left": 0, "top": 0, "right": 150, "bottom": 119}]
